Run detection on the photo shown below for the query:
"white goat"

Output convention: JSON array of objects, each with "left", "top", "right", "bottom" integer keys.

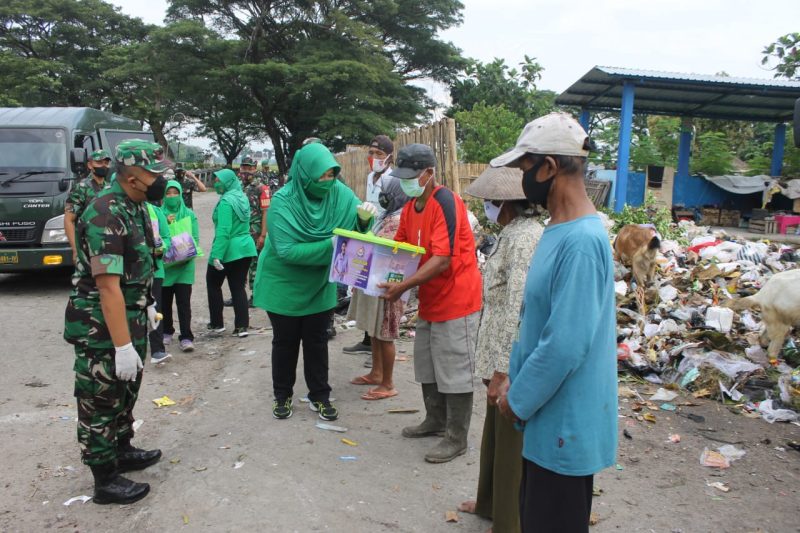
[{"left": 727, "top": 269, "right": 800, "bottom": 364}]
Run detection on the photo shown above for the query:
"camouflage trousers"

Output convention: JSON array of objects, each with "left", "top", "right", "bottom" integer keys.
[
  {"left": 73, "top": 343, "right": 146, "bottom": 466},
  {"left": 248, "top": 233, "right": 259, "bottom": 290}
]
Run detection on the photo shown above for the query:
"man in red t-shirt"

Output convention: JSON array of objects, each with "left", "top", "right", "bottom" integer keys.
[{"left": 380, "top": 144, "right": 482, "bottom": 463}]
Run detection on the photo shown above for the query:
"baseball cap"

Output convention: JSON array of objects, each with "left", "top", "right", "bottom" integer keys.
[
  {"left": 388, "top": 144, "right": 436, "bottom": 179},
  {"left": 90, "top": 149, "right": 111, "bottom": 161},
  {"left": 369, "top": 135, "right": 394, "bottom": 155},
  {"left": 490, "top": 112, "right": 590, "bottom": 168},
  {"left": 241, "top": 156, "right": 257, "bottom": 167},
  {"left": 115, "top": 139, "right": 172, "bottom": 174}
]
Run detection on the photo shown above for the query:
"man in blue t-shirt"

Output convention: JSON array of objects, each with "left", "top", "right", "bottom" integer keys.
[{"left": 491, "top": 113, "right": 618, "bottom": 533}]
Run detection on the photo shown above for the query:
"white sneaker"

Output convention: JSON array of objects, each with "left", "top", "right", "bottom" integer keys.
[{"left": 151, "top": 352, "right": 172, "bottom": 364}]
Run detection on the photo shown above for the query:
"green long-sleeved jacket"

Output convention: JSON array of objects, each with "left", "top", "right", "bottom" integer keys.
[{"left": 209, "top": 199, "right": 257, "bottom": 264}]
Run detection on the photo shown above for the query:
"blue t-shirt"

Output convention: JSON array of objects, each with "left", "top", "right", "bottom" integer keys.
[{"left": 507, "top": 214, "right": 618, "bottom": 476}]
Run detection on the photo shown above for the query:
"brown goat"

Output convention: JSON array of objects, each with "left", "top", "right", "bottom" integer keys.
[{"left": 614, "top": 224, "right": 661, "bottom": 288}]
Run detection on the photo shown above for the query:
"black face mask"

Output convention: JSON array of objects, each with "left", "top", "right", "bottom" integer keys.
[
  {"left": 93, "top": 167, "right": 108, "bottom": 178},
  {"left": 522, "top": 159, "right": 555, "bottom": 209},
  {"left": 144, "top": 175, "right": 167, "bottom": 202}
]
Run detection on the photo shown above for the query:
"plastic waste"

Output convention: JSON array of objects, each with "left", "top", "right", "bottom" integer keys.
[
  {"left": 659, "top": 285, "right": 678, "bottom": 302},
  {"left": 700, "top": 448, "right": 729, "bottom": 468},
  {"left": 677, "top": 350, "right": 761, "bottom": 380},
  {"left": 758, "top": 399, "right": 800, "bottom": 423},
  {"left": 614, "top": 280, "right": 628, "bottom": 297},
  {"left": 717, "top": 444, "right": 746, "bottom": 463},
  {"left": 650, "top": 388, "right": 678, "bottom": 402},
  {"left": 704, "top": 307, "right": 734, "bottom": 333}
]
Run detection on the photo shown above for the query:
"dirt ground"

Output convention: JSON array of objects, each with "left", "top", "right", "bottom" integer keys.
[{"left": 1, "top": 191, "right": 798, "bottom": 533}]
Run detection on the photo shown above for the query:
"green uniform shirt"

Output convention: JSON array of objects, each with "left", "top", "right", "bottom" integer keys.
[
  {"left": 243, "top": 180, "right": 267, "bottom": 236},
  {"left": 209, "top": 198, "right": 257, "bottom": 264},
  {"left": 64, "top": 179, "right": 156, "bottom": 350},
  {"left": 65, "top": 176, "right": 109, "bottom": 219}
]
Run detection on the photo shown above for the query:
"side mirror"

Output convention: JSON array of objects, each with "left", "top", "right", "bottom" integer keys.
[
  {"left": 70, "top": 148, "right": 88, "bottom": 174},
  {"left": 794, "top": 97, "right": 800, "bottom": 148}
]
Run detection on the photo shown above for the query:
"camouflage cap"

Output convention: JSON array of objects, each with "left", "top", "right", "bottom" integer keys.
[
  {"left": 90, "top": 149, "right": 111, "bottom": 161},
  {"left": 241, "top": 156, "right": 257, "bottom": 167},
  {"left": 115, "top": 139, "right": 171, "bottom": 174}
]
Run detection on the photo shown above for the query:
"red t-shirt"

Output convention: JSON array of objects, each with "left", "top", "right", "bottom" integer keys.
[{"left": 395, "top": 186, "right": 482, "bottom": 322}]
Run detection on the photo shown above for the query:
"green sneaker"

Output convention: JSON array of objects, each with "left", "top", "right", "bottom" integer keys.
[
  {"left": 272, "top": 398, "right": 293, "bottom": 420},
  {"left": 309, "top": 400, "right": 339, "bottom": 421}
]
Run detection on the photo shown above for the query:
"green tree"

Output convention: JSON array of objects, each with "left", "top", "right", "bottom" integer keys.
[
  {"left": 167, "top": 0, "right": 465, "bottom": 173},
  {"left": 762, "top": 32, "right": 800, "bottom": 80},
  {"left": 454, "top": 103, "right": 523, "bottom": 163},
  {"left": 448, "top": 56, "right": 556, "bottom": 121},
  {"left": 692, "top": 131, "right": 735, "bottom": 175},
  {"left": 0, "top": 0, "right": 146, "bottom": 107}
]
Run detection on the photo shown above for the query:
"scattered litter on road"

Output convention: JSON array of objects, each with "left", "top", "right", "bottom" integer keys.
[
  {"left": 707, "top": 481, "right": 730, "bottom": 492},
  {"left": 192, "top": 466, "right": 207, "bottom": 472},
  {"left": 650, "top": 388, "right": 678, "bottom": 402},
  {"left": 132, "top": 419, "right": 143, "bottom": 432},
  {"left": 152, "top": 396, "right": 176, "bottom": 408},
  {"left": 63, "top": 495, "right": 91, "bottom": 506},
  {"left": 623, "top": 429, "right": 633, "bottom": 439},
  {"left": 660, "top": 403, "right": 677, "bottom": 411},
  {"left": 669, "top": 434, "right": 681, "bottom": 443},
  {"left": 183, "top": 514, "right": 190, "bottom": 525},
  {"left": 387, "top": 408, "right": 419, "bottom": 414},
  {"left": 233, "top": 461, "right": 244, "bottom": 469},
  {"left": 341, "top": 438, "right": 358, "bottom": 447},
  {"left": 339, "top": 456, "right": 358, "bottom": 461},
  {"left": 700, "top": 449, "right": 730, "bottom": 469},
  {"left": 316, "top": 422, "right": 348, "bottom": 433},
  {"left": 445, "top": 511, "right": 459, "bottom": 523}
]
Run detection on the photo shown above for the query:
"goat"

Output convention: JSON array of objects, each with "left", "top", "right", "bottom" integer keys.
[
  {"left": 725, "top": 269, "right": 800, "bottom": 365},
  {"left": 613, "top": 224, "right": 661, "bottom": 288}
]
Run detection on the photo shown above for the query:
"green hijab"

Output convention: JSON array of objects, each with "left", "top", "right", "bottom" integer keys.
[
  {"left": 272, "top": 143, "right": 359, "bottom": 241},
  {"left": 214, "top": 168, "right": 249, "bottom": 222},
  {"left": 163, "top": 180, "right": 191, "bottom": 220}
]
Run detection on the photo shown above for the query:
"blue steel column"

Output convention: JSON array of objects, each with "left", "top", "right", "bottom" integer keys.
[
  {"left": 770, "top": 123, "right": 786, "bottom": 177},
  {"left": 579, "top": 109, "right": 590, "bottom": 132},
  {"left": 676, "top": 118, "right": 693, "bottom": 178},
  {"left": 614, "top": 82, "right": 635, "bottom": 212}
]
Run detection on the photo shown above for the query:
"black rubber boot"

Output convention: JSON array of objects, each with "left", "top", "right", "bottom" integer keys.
[
  {"left": 425, "top": 392, "right": 473, "bottom": 463},
  {"left": 117, "top": 436, "right": 162, "bottom": 473},
  {"left": 90, "top": 462, "right": 150, "bottom": 505},
  {"left": 402, "top": 383, "right": 446, "bottom": 438}
]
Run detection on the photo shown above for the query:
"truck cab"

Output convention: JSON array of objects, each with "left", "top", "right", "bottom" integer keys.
[{"left": 0, "top": 107, "right": 154, "bottom": 272}]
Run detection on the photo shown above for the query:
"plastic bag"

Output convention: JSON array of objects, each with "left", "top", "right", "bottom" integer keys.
[
  {"left": 717, "top": 444, "right": 746, "bottom": 463},
  {"left": 659, "top": 285, "right": 678, "bottom": 302},
  {"left": 677, "top": 350, "right": 761, "bottom": 380},
  {"left": 705, "top": 307, "right": 734, "bottom": 333},
  {"left": 758, "top": 399, "right": 799, "bottom": 423},
  {"left": 650, "top": 388, "right": 678, "bottom": 402},
  {"left": 164, "top": 216, "right": 203, "bottom": 265}
]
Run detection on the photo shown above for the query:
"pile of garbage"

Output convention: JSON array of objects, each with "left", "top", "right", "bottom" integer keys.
[{"left": 614, "top": 220, "right": 800, "bottom": 424}]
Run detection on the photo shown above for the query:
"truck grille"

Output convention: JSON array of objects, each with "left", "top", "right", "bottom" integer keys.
[{"left": 0, "top": 229, "right": 36, "bottom": 242}]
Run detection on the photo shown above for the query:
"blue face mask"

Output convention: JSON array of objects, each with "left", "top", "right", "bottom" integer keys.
[{"left": 400, "top": 171, "right": 430, "bottom": 198}]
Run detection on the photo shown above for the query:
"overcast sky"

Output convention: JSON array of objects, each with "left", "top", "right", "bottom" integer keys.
[{"left": 110, "top": 0, "right": 800, "bottom": 150}]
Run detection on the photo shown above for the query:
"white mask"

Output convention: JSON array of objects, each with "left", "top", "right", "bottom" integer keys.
[
  {"left": 370, "top": 156, "right": 388, "bottom": 173},
  {"left": 484, "top": 200, "right": 503, "bottom": 224}
]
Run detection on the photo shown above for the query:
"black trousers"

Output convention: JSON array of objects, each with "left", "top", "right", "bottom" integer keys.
[
  {"left": 206, "top": 257, "right": 251, "bottom": 329},
  {"left": 520, "top": 459, "right": 594, "bottom": 533},
  {"left": 149, "top": 277, "right": 165, "bottom": 354},
  {"left": 268, "top": 310, "right": 333, "bottom": 403},
  {"left": 162, "top": 283, "right": 194, "bottom": 341}
]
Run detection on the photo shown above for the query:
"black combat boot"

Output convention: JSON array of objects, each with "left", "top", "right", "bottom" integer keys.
[
  {"left": 90, "top": 462, "right": 150, "bottom": 505},
  {"left": 117, "top": 435, "right": 162, "bottom": 472}
]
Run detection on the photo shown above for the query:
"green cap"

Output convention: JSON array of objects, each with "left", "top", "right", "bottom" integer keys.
[
  {"left": 115, "top": 139, "right": 171, "bottom": 174},
  {"left": 241, "top": 156, "right": 257, "bottom": 167},
  {"left": 90, "top": 149, "right": 111, "bottom": 161}
]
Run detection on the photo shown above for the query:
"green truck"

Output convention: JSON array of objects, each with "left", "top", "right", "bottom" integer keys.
[{"left": 0, "top": 107, "right": 153, "bottom": 272}]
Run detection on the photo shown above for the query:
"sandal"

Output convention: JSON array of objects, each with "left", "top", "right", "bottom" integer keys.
[
  {"left": 350, "top": 375, "right": 380, "bottom": 386},
  {"left": 361, "top": 388, "right": 398, "bottom": 400}
]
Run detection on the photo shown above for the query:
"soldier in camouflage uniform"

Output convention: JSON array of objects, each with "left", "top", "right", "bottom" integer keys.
[
  {"left": 238, "top": 157, "right": 270, "bottom": 298},
  {"left": 64, "top": 150, "right": 112, "bottom": 264},
  {"left": 63, "top": 140, "right": 170, "bottom": 505},
  {"left": 175, "top": 163, "right": 207, "bottom": 208}
]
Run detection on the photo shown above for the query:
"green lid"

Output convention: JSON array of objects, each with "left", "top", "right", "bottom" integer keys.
[{"left": 333, "top": 228, "right": 426, "bottom": 255}]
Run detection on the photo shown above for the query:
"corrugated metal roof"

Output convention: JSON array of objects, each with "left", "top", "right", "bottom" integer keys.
[{"left": 556, "top": 67, "right": 800, "bottom": 122}]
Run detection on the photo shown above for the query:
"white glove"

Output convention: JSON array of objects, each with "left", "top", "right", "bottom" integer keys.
[
  {"left": 147, "top": 303, "right": 161, "bottom": 331},
  {"left": 357, "top": 202, "right": 378, "bottom": 221},
  {"left": 213, "top": 258, "right": 224, "bottom": 271},
  {"left": 115, "top": 343, "right": 143, "bottom": 381}
]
